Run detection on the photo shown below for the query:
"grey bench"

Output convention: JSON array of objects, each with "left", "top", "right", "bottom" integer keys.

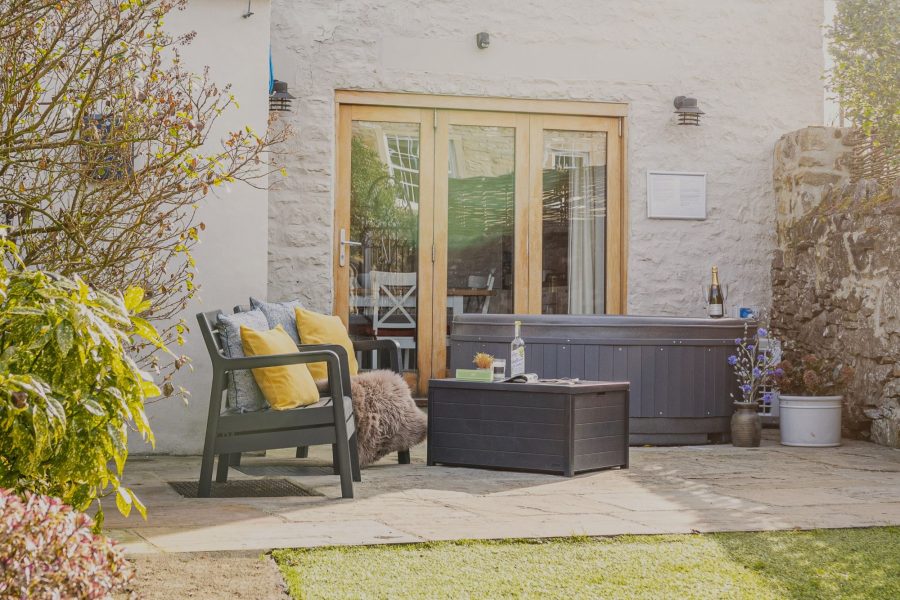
[{"left": 196, "top": 309, "right": 407, "bottom": 499}]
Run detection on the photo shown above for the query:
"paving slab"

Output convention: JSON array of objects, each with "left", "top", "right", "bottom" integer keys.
[{"left": 106, "top": 431, "right": 900, "bottom": 554}]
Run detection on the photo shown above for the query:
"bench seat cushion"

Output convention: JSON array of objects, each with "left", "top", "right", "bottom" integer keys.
[
  {"left": 250, "top": 297, "right": 304, "bottom": 345},
  {"left": 294, "top": 307, "right": 360, "bottom": 381},
  {"left": 239, "top": 324, "right": 320, "bottom": 410},
  {"left": 218, "top": 309, "right": 269, "bottom": 413}
]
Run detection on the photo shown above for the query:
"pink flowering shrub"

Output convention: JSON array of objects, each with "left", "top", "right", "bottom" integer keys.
[{"left": 0, "top": 488, "right": 134, "bottom": 599}]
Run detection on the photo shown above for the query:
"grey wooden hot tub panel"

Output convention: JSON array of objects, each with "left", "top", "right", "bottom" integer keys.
[
  {"left": 454, "top": 340, "right": 734, "bottom": 419},
  {"left": 449, "top": 314, "right": 744, "bottom": 444}
]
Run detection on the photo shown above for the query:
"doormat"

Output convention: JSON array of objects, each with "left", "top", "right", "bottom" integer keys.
[
  {"left": 234, "top": 464, "right": 334, "bottom": 477},
  {"left": 168, "top": 479, "right": 322, "bottom": 498}
]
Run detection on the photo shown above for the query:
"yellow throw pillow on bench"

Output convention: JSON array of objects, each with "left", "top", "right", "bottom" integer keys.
[
  {"left": 239, "top": 324, "right": 320, "bottom": 410},
  {"left": 294, "top": 307, "right": 359, "bottom": 382}
]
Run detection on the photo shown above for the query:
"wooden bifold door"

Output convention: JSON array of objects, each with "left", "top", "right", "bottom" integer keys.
[{"left": 333, "top": 92, "right": 626, "bottom": 394}]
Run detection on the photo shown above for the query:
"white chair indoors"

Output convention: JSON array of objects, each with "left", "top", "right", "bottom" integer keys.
[{"left": 370, "top": 270, "right": 417, "bottom": 370}]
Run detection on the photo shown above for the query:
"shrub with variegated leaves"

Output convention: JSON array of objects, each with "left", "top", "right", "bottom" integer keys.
[
  {"left": 0, "top": 487, "right": 133, "bottom": 599},
  {"left": 0, "top": 233, "right": 172, "bottom": 527}
]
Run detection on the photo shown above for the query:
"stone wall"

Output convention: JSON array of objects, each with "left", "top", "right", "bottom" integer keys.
[
  {"left": 269, "top": 0, "right": 825, "bottom": 316},
  {"left": 772, "top": 127, "right": 900, "bottom": 447}
]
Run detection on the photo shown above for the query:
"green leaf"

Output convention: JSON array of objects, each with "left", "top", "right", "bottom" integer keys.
[
  {"left": 107, "top": 421, "right": 127, "bottom": 452},
  {"left": 31, "top": 405, "right": 49, "bottom": 457},
  {"left": 115, "top": 487, "right": 133, "bottom": 517},
  {"left": 123, "top": 287, "right": 144, "bottom": 312},
  {"left": 132, "top": 491, "right": 148, "bottom": 520},
  {"left": 44, "top": 395, "right": 67, "bottom": 429},
  {"left": 55, "top": 320, "right": 75, "bottom": 356},
  {"left": 82, "top": 398, "right": 105, "bottom": 417},
  {"left": 8, "top": 306, "right": 45, "bottom": 316},
  {"left": 141, "top": 380, "right": 161, "bottom": 399}
]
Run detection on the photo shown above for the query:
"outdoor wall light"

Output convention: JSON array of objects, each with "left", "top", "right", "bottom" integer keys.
[
  {"left": 269, "top": 80, "right": 295, "bottom": 112},
  {"left": 476, "top": 32, "right": 490, "bottom": 49},
  {"left": 674, "top": 96, "right": 704, "bottom": 125}
]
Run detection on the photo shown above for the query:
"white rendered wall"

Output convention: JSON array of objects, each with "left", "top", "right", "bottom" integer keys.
[
  {"left": 269, "top": 0, "right": 824, "bottom": 318},
  {"left": 134, "top": 0, "right": 271, "bottom": 454}
]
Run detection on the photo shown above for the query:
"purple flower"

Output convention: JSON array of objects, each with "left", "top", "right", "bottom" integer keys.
[
  {"left": 734, "top": 338, "right": 742, "bottom": 345},
  {"left": 728, "top": 355, "right": 738, "bottom": 366},
  {"left": 775, "top": 368, "right": 784, "bottom": 377},
  {"left": 748, "top": 345, "right": 755, "bottom": 353},
  {"left": 762, "top": 392, "right": 775, "bottom": 404},
  {"left": 752, "top": 367, "right": 761, "bottom": 378},
  {"left": 757, "top": 327, "right": 768, "bottom": 337},
  {"left": 740, "top": 384, "right": 751, "bottom": 393}
]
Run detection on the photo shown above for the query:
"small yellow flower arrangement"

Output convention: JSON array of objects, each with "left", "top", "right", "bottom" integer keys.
[{"left": 473, "top": 352, "right": 494, "bottom": 370}]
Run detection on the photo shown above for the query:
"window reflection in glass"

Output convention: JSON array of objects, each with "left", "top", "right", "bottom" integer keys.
[
  {"left": 542, "top": 130, "right": 607, "bottom": 315},
  {"left": 447, "top": 125, "right": 516, "bottom": 325}
]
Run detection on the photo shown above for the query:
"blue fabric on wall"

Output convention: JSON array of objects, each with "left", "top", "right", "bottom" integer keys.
[{"left": 269, "top": 49, "right": 274, "bottom": 93}]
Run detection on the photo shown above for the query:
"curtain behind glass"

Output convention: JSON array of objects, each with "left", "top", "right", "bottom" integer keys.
[{"left": 567, "top": 165, "right": 606, "bottom": 314}]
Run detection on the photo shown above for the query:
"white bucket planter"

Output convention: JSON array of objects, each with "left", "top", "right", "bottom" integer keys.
[{"left": 779, "top": 395, "right": 843, "bottom": 447}]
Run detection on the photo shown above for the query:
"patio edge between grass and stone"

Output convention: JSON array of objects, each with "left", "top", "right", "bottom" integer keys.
[{"left": 120, "top": 527, "right": 900, "bottom": 599}]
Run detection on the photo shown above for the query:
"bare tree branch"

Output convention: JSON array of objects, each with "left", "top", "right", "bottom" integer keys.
[{"left": 0, "top": 0, "right": 291, "bottom": 399}]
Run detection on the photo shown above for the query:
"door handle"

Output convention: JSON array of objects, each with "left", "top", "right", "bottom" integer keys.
[{"left": 339, "top": 228, "right": 361, "bottom": 267}]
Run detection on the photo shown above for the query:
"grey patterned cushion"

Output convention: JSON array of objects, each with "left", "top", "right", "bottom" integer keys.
[
  {"left": 249, "top": 297, "right": 304, "bottom": 345},
  {"left": 217, "top": 309, "right": 269, "bottom": 413}
]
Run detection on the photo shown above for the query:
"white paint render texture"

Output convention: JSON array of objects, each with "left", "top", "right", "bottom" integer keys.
[
  {"left": 144, "top": 0, "right": 826, "bottom": 453},
  {"left": 133, "top": 0, "right": 271, "bottom": 454}
]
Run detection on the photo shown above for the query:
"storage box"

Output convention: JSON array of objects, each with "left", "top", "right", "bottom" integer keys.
[{"left": 427, "top": 379, "right": 629, "bottom": 476}]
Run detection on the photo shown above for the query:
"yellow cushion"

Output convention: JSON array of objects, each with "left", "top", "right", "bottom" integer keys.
[
  {"left": 294, "top": 307, "right": 359, "bottom": 382},
  {"left": 239, "top": 325, "right": 319, "bottom": 410}
]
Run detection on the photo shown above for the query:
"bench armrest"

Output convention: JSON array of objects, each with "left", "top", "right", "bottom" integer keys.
[{"left": 221, "top": 344, "right": 350, "bottom": 403}]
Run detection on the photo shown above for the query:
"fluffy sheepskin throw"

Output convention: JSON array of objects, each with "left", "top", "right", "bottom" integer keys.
[{"left": 348, "top": 370, "right": 427, "bottom": 467}]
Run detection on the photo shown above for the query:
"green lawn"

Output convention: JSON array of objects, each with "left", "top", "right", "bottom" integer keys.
[{"left": 273, "top": 527, "right": 900, "bottom": 600}]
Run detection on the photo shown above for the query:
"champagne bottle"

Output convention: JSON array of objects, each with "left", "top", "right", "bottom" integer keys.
[
  {"left": 510, "top": 320, "right": 526, "bottom": 376},
  {"left": 708, "top": 266, "right": 724, "bottom": 318}
]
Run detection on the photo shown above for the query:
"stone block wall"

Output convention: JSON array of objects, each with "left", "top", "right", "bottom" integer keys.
[
  {"left": 772, "top": 127, "right": 900, "bottom": 447},
  {"left": 269, "top": 0, "right": 825, "bottom": 316}
]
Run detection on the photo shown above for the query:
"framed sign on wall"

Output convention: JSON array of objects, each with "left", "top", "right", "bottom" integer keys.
[{"left": 646, "top": 171, "right": 707, "bottom": 220}]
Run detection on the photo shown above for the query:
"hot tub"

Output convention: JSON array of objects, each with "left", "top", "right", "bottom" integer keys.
[{"left": 449, "top": 314, "right": 747, "bottom": 445}]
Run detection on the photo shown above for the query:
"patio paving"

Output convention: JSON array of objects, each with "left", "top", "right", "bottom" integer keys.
[{"left": 106, "top": 431, "right": 900, "bottom": 554}]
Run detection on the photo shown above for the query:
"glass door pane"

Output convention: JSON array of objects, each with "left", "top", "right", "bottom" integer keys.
[
  {"left": 348, "top": 120, "right": 420, "bottom": 373},
  {"left": 540, "top": 129, "right": 607, "bottom": 314},
  {"left": 446, "top": 124, "right": 516, "bottom": 322}
]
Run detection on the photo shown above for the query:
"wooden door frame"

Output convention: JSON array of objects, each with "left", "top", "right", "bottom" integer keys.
[
  {"left": 431, "top": 110, "right": 531, "bottom": 379},
  {"left": 528, "top": 114, "right": 625, "bottom": 315},
  {"left": 333, "top": 105, "right": 435, "bottom": 393},
  {"left": 334, "top": 92, "right": 629, "bottom": 390}
]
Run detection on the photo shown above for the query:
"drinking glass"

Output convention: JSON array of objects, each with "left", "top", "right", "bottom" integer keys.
[{"left": 492, "top": 358, "right": 507, "bottom": 381}]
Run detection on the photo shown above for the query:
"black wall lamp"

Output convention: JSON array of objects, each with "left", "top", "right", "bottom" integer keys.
[
  {"left": 269, "top": 80, "right": 295, "bottom": 112},
  {"left": 476, "top": 32, "right": 490, "bottom": 49},
  {"left": 674, "top": 96, "right": 704, "bottom": 125}
]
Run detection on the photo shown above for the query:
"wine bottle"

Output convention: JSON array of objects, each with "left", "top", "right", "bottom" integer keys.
[
  {"left": 510, "top": 320, "right": 526, "bottom": 376},
  {"left": 708, "top": 266, "right": 724, "bottom": 318}
]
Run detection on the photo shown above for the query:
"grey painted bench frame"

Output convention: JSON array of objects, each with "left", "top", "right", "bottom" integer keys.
[
  {"left": 196, "top": 310, "right": 409, "bottom": 499},
  {"left": 231, "top": 305, "right": 410, "bottom": 467}
]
